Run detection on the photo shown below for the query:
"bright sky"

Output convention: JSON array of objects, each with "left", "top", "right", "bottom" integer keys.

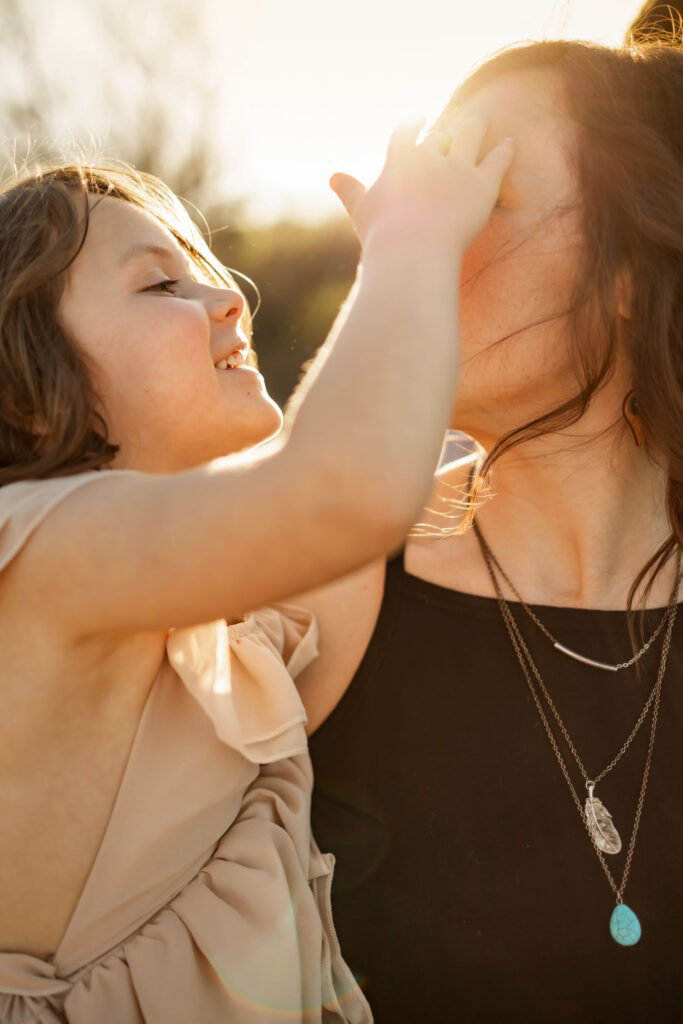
[
  {"left": 23, "top": 0, "right": 642, "bottom": 222},
  {"left": 224, "top": 0, "right": 641, "bottom": 221}
]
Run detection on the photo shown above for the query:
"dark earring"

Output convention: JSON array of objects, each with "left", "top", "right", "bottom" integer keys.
[{"left": 622, "top": 390, "right": 643, "bottom": 447}]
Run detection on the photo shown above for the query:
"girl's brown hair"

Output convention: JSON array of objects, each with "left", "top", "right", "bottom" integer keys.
[
  {"left": 0, "top": 162, "right": 250, "bottom": 485},
  {"left": 438, "top": 39, "right": 683, "bottom": 611}
]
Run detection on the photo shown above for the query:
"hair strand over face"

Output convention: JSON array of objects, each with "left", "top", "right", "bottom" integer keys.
[{"left": 438, "top": 39, "right": 683, "bottom": 624}]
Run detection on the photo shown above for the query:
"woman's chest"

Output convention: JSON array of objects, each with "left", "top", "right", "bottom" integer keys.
[{"left": 310, "top": 585, "right": 683, "bottom": 1019}]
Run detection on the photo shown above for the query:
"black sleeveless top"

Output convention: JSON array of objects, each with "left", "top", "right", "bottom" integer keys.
[{"left": 309, "top": 550, "right": 683, "bottom": 1023}]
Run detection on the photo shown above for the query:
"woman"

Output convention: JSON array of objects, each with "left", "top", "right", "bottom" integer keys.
[
  {"left": 305, "top": 40, "right": 683, "bottom": 1022},
  {"left": 0, "top": 123, "right": 512, "bottom": 1022}
]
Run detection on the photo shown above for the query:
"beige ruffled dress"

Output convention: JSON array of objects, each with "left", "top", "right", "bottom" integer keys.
[{"left": 0, "top": 473, "right": 372, "bottom": 1024}]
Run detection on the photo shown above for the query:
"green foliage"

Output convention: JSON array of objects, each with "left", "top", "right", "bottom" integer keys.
[
  {"left": 207, "top": 215, "right": 360, "bottom": 408},
  {"left": 0, "top": 0, "right": 362, "bottom": 412}
]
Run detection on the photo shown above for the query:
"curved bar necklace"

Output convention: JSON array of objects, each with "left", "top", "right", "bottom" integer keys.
[
  {"left": 478, "top": 533, "right": 674, "bottom": 673},
  {"left": 473, "top": 521, "right": 681, "bottom": 946}
]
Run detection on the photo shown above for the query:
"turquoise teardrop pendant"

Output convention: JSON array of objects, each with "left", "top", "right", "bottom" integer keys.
[{"left": 610, "top": 904, "right": 641, "bottom": 946}]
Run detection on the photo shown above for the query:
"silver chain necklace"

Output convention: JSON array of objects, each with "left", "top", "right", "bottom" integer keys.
[
  {"left": 477, "top": 534, "right": 673, "bottom": 672},
  {"left": 473, "top": 521, "right": 681, "bottom": 946}
]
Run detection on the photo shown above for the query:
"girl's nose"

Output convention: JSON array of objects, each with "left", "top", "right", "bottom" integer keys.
[{"left": 207, "top": 286, "right": 245, "bottom": 323}]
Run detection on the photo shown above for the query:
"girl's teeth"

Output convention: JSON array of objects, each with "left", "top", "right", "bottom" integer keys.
[{"left": 215, "top": 354, "right": 244, "bottom": 370}]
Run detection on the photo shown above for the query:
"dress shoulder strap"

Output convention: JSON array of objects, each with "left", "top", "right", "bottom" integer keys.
[{"left": 0, "top": 471, "right": 120, "bottom": 574}]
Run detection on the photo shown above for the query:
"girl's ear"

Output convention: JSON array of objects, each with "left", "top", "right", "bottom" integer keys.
[{"left": 616, "top": 269, "right": 632, "bottom": 320}]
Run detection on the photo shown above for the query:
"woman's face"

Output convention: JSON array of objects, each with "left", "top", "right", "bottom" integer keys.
[
  {"left": 450, "top": 69, "right": 585, "bottom": 445},
  {"left": 59, "top": 197, "right": 283, "bottom": 472}
]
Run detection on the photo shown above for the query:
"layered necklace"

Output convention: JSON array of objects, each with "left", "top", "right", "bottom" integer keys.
[{"left": 473, "top": 521, "right": 681, "bottom": 947}]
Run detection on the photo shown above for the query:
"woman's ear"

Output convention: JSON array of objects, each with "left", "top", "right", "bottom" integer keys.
[{"left": 616, "top": 269, "right": 632, "bottom": 320}]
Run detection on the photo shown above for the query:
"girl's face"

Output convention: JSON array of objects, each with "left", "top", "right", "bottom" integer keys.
[
  {"left": 450, "top": 69, "right": 588, "bottom": 445},
  {"left": 59, "top": 197, "right": 283, "bottom": 472}
]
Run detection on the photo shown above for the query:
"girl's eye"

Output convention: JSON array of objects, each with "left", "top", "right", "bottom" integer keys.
[{"left": 145, "top": 278, "right": 180, "bottom": 294}]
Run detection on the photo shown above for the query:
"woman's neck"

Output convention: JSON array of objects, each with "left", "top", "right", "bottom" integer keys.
[{"left": 471, "top": 432, "right": 673, "bottom": 609}]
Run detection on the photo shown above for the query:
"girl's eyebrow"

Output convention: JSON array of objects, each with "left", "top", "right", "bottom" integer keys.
[{"left": 118, "top": 243, "right": 184, "bottom": 268}]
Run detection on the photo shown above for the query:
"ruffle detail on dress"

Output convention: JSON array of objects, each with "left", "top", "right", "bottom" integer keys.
[
  {"left": 166, "top": 603, "right": 317, "bottom": 765},
  {"left": 0, "top": 475, "right": 372, "bottom": 1022},
  {"left": 0, "top": 954, "right": 71, "bottom": 1023},
  {"left": 0, "top": 758, "right": 372, "bottom": 1024}
]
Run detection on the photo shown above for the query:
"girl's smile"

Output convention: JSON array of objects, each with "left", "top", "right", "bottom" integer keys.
[{"left": 59, "top": 196, "right": 283, "bottom": 472}]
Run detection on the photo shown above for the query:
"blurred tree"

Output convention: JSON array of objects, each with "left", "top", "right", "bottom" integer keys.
[
  {"left": 0, "top": 0, "right": 360, "bottom": 407},
  {"left": 0, "top": 0, "right": 232, "bottom": 210},
  {"left": 0, "top": 0, "right": 68, "bottom": 162}
]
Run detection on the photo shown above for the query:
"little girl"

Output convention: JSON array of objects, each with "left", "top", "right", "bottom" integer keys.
[{"left": 0, "top": 120, "right": 512, "bottom": 1022}]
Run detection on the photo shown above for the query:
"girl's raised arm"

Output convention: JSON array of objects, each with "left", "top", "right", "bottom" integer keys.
[{"left": 9, "top": 119, "right": 513, "bottom": 638}]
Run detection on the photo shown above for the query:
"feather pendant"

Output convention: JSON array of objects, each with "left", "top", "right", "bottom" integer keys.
[{"left": 585, "top": 785, "right": 622, "bottom": 855}]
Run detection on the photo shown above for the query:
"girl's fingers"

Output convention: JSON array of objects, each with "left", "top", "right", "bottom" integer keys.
[
  {"left": 448, "top": 115, "right": 488, "bottom": 166},
  {"left": 419, "top": 129, "right": 452, "bottom": 156},
  {"left": 330, "top": 172, "right": 367, "bottom": 219},
  {"left": 478, "top": 137, "right": 515, "bottom": 188},
  {"left": 386, "top": 117, "right": 427, "bottom": 164}
]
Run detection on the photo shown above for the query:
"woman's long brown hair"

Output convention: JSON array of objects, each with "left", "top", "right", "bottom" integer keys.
[
  {"left": 437, "top": 40, "right": 683, "bottom": 617},
  {"left": 0, "top": 163, "right": 250, "bottom": 485}
]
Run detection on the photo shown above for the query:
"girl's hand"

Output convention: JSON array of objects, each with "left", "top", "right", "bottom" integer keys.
[{"left": 330, "top": 116, "right": 513, "bottom": 255}]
